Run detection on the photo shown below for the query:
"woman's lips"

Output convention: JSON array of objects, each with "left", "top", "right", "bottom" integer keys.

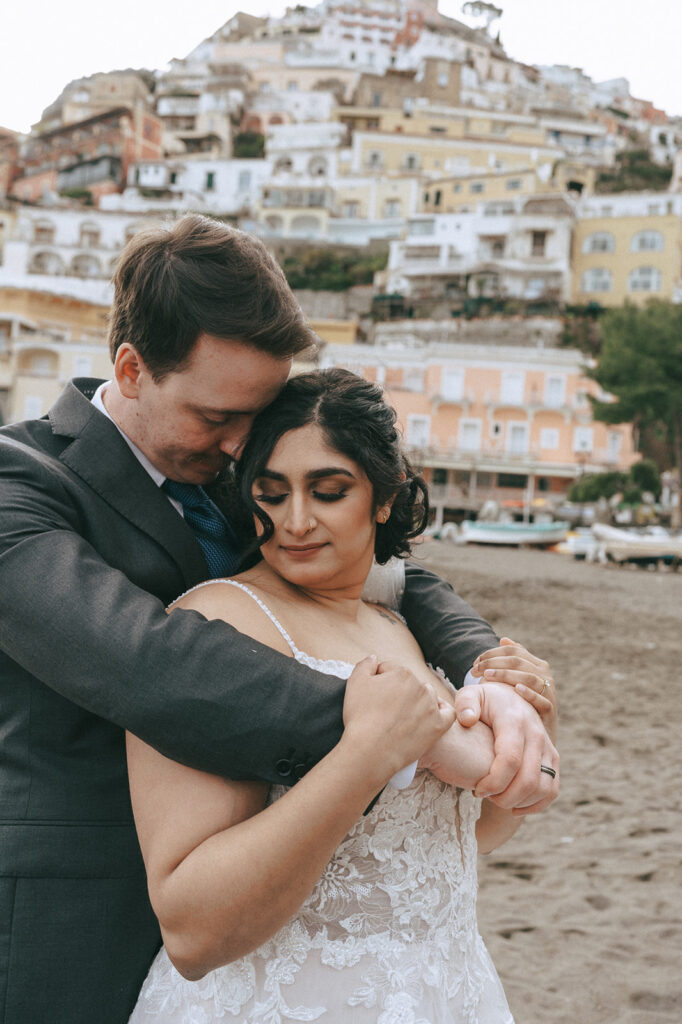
[{"left": 280, "top": 543, "right": 327, "bottom": 556}]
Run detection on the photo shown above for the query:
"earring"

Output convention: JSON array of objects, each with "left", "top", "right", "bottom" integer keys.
[{"left": 377, "top": 508, "right": 390, "bottom": 524}]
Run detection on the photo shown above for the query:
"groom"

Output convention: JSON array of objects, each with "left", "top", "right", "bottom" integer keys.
[{"left": 0, "top": 215, "right": 557, "bottom": 1024}]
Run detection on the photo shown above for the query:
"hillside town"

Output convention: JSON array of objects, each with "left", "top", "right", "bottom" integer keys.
[{"left": 1, "top": 0, "right": 681, "bottom": 528}]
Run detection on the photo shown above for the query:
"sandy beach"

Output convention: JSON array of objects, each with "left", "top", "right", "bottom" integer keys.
[{"left": 413, "top": 540, "right": 681, "bottom": 1024}]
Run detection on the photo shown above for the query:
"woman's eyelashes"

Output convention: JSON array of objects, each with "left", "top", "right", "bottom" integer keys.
[{"left": 254, "top": 489, "right": 348, "bottom": 505}]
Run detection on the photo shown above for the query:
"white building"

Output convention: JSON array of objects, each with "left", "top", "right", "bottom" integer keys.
[{"left": 386, "top": 195, "right": 575, "bottom": 305}]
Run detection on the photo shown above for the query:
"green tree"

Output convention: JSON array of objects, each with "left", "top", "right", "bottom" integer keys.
[
  {"left": 232, "top": 132, "right": 265, "bottom": 159},
  {"left": 589, "top": 302, "right": 682, "bottom": 523}
]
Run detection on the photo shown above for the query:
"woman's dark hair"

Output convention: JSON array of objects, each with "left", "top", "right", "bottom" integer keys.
[
  {"left": 108, "top": 214, "right": 318, "bottom": 381},
  {"left": 237, "top": 368, "right": 429, "bottom": 564}
]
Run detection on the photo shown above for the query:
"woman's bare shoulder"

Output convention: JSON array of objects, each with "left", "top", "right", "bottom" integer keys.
[{"left": 168, "top": 572, "right": 294, "bottom": 657}]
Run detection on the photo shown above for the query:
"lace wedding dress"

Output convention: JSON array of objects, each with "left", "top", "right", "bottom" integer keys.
[{"left": 129, "top": 582, "right": 513, "bottom": 1024}]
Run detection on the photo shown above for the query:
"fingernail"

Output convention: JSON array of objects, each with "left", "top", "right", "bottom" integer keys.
[
  {"left": 484, "top": 669, "right": 496, "bottom": 678},
  {"left": 459, "top": 708, "right": 476, "bottom": 724},
  {"left": 475, "top": 789, "right": 490, "bottom": 799}
]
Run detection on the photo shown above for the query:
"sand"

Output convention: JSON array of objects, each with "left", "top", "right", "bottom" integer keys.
[{"left": 413, "top": 540, "right": 681, "bottom": 1024}]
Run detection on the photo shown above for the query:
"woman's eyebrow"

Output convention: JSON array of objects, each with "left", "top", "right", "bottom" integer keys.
[{"left": 257, "top": 467, "right": 355, "bottom": 482}]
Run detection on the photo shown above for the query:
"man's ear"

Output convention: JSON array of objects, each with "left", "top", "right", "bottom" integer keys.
[{"left": 114, "top": 344, "right": 145, "bottom": 398}]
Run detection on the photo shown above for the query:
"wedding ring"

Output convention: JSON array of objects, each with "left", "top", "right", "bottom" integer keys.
[
  {"left": 540, "top": 679, "right": 552, "bottom": 697},
  {"left": 540, "top": 765, "right": 556, "bottom": 779}
]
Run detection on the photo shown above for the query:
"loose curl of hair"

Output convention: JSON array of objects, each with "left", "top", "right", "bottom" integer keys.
[{"left": 236, "top": 368, "right": 429, "bottom": 565}]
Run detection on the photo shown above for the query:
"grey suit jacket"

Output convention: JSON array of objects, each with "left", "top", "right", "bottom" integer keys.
[{"left": 0, "top": 378, "right": 497, "bottom": 1023}]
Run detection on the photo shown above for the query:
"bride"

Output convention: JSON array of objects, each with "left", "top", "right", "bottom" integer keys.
[{"left": 128, "top": 368, "right": 558, "bottom": 1023}]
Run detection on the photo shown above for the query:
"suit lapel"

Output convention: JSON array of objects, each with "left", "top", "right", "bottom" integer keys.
[{"left": 49, "top": 381, "right": 209, "bottom": 587}]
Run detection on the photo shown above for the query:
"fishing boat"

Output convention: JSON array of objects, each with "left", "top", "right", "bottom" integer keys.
[
  {"left": 591, "top": 524, "right": 682, "bottom": 565},
  {"left": 458, "top": 519, "right": 569, "bottom": 546}
]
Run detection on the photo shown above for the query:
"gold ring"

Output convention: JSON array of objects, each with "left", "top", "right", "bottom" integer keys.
[{"left": 540, "top": 679, "right": 551, "bottom": 697}]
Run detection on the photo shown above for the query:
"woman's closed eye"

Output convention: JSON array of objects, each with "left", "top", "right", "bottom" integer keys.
[{"left": 254, "top": 489, "right": 348, "bottom": 505}]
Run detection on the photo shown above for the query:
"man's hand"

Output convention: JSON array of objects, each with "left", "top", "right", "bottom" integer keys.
[
  {"left": 419, "top": 719, "right": 495, "bottom": 791},
  {"left": 471, "top": 637, "right": 558, "bottom": 743},
  {"left": 453, "top": 681, "right": 559, "bottom": 815},
  {"left": 342, "top": 656, "right": 456, "bottom": 788}
]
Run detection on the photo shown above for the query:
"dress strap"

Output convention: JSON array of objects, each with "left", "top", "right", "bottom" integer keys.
[{"left": 213, "top": 580, "right": 300, "bottom": 657}]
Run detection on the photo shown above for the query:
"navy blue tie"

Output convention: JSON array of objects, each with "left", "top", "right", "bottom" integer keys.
[{"left": 162, "top": 479, "right": 241, "bottom": 578}]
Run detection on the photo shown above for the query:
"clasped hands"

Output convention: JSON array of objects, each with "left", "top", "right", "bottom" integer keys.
[{"left": 423, "top": 638, "right": 559, "bottom": 815}]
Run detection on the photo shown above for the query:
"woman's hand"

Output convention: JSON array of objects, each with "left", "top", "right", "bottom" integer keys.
[
  {"left": 342, "top": 656, "right": 456, "bottom": 787},
  {"left": 471, "top": 637, "right": 558, "bottom": 744}
]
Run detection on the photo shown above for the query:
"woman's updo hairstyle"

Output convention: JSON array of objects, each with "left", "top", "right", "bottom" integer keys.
[{"left": 237, "top": 367, "right": 429, "bottom": 564}]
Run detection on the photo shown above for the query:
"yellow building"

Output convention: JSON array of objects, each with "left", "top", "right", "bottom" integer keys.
[
  {"left": 346, "top": 128, "right": 562, "bottom": 182},
  {"left": 573, "top": 192, "right": 682, "bottom": 306}
]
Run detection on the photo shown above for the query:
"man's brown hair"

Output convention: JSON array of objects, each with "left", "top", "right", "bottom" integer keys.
[{"left": 108, "top": 214, "right": 317, "bottom": 380}]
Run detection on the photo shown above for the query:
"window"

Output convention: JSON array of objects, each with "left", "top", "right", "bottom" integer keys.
[
  {"left": 79, "top": 223, "right": 100, "bottom": 248},
  {"left": 371, "top": 91, "right": 382, "bottom": 107},
  {"left": 631, "top": 230, "right": 664, "bottom": 253},
  {"left": 453, "top": 183, "right": 462, "bottom": 193},
  {"left": 404, "top": 154, "right": 420, "bottom": 170},
  {"left": 581, "top": 267, "right": 612, "bottom": 293},
  {"left": 573, "top": 427, "right": 593, "bottom": 454},
  {"left": 441, "top": 368, "right": 464, "bottom": 401},
  {"left": 545, "top": 375, "right": 566, "bottom": 407},
  {"left": 434, "top": 190, "right": 441, "bottom": 207},
  {"left": 367, "top": 150, "right": 383, "bottom": 168},
  {"left": 342, "top": 201, "right": 360, "bottom": 218},
  {"left": 432, "top": 468, "right": 448, "bottom": 485},
  {"left": 23, "top": 395, "right": 43, "bottom": 419},
  {"left": 497, "top": 473, "right": 527, "bottom": 488},
  {"left": 73, "top": 355, "right": 93, "bottom": 376},
  {"left": 238, "top": 170, "right": 252, "bottom": 190},
  {"left": 531, "top": 230, "right": 547, "bottom": 256},
  {"left": 205, "top": 171, "right": 215, "bottom": 191},
  {"left": 403, "top": 367, "right": 424, "bottom": 392},
  {"left": 506, "top": 178, "right": 522, "bottom": 190},
  {"left": 607, "top": 431, "right": 622, "bottom": 462},
  {"left": 507, "top": 423, "right": 529, "bottom": 454},
  {"left": 470, "top": 182, "right": 484, "bottom": 193},
  {"left": 501, "top": 371, "right": 525, "bottom": 405},
  {"left": 384, "top": 199, "right": 401, "bottom": 218},
  {"left": 437, "top": 71, "right": 449, "bottom": 87},
  {"left": 628, "top": 266, "right": 661, "bottom": 292},
  {"left": 583, "top": 231, "right": 615, "bottom": 253},
  {"left": 33, "top": 220, "right": 55, "bottom": 244},
  {"left": 540, "top": 428, "right": 559, "bottom": 450},
  {"left": 459, "top": 420, "right": 481, "bottom": 452},
  {"left": 169, "top": 172, "right": 177, "bottom": 185},
  {"left": 406, "top": 414, "right": 430, "bottom": 447}
]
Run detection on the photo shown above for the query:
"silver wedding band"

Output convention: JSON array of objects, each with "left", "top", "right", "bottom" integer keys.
[
  {"left": 540, "top": 764, "right": 556, "bottom": 779},
  {"left": 540, "top": 679, "right": 552, "bottom": 697}
]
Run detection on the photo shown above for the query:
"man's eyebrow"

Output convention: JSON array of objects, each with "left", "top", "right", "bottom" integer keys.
[
  {"left": 257, "top": 467, "right": 356, "bottom": 482},
  {"left": 188, "top": 404, "right": 246, "bottom": 417}
]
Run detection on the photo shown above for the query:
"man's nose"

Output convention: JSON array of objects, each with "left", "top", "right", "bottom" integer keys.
[{"left": 218, "top": 421, "right": 252, "bottom": 457}]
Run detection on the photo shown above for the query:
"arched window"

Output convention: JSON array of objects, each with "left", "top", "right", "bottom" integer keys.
[
  {"left": 274, "top": 156, "right": 293, "bottom": 174},
  {"left": 580, "top": 267, "right": 612, "bottom": 293},
  {"left": 71, "top": 254, "right": 102, "bottom": 279},
  {"left": 29, "top": 250, "right": 65, "bottom": 275},
  {"left": 630, "top": 230, "right": 664, "bottom": 253},
  {"left": 308, "top": 156, "right": 328, "bottom": 177},
  {"left": 628, "top": 266, "right": 661, "bottom": 292},
  {"left": 582, "top": 231, "right": 614, "bottom": 254},
  {"left": 290, "top": 214, "right": 321, "bottom": 238}
]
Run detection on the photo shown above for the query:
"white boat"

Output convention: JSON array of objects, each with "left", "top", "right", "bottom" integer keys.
[
  {"left": 591, "top": 524, "right": 682, "bottom": 564},
  {"left": 458, "top": 519, "right": 569, "bottom": 546}
]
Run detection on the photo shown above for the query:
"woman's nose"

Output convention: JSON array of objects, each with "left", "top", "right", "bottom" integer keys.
[{"left": 285, "top": 501, "right": 314, "bottom": 536}]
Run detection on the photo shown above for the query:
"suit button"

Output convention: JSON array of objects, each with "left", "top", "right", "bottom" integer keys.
[
  {"left": 292, "top": 762, "right": 307, "bottom": 780},
  {"left": 276, "top": 758, "right": 292, "bottom": 777}
]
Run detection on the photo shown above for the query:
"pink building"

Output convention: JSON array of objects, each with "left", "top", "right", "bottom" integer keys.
[{"left": 320, "top": 335, "right": 637, "bottom": 523}]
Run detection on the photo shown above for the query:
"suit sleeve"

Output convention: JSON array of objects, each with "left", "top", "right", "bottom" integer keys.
[
  {"left": 400, "top": 561, "right": 498, "bottom": 688},
  {"left": 0, "top": 447, "right": 344, "bottom": 784}
]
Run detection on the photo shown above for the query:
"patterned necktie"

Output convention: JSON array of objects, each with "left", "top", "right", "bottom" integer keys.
[{"left": 162, "top": 479, "right": 241, "bottom": 578}]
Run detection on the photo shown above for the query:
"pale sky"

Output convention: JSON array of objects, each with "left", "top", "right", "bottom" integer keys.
[{"left": 1, "top": 0, "right": 681, "bottom": 134}]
